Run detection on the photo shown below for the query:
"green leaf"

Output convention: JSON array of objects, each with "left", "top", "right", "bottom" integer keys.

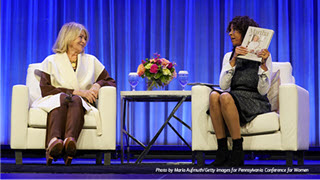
[
  {"left": 154, "top": 72, "right": 162, "bottom": 79},
  {"left": 160, "top": 76, "right": 166, "bottom": 83}
]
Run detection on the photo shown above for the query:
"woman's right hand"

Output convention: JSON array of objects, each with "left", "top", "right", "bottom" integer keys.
[
  {"left": 235, "top": 46, "right": 249, "bottom": 56},
  {"left": 230, "top": 46, "right": 248, "bottom": 67},
  {"left": 73, "top": 89, "right": 97, "bottom": 104}
]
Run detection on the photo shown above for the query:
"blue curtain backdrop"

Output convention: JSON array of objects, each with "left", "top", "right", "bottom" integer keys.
[{"left": 1, "top": 0, "right": 319, "bottom": 147}]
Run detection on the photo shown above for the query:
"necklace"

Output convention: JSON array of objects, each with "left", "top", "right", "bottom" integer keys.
[
  {"left": 71, "top": 61, "right": 77, "bottom": 69},
  {"left": 70, "top": 56, "right": 77, "bottom": 69}
]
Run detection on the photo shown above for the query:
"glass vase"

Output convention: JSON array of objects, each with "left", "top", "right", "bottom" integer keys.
[{"left": 146, "top": 79, "right": 164, "bottom": 91}]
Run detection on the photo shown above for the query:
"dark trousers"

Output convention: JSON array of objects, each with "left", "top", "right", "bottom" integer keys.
[{"left": 45, "top": 93, "right": 85, "bottom": 147}]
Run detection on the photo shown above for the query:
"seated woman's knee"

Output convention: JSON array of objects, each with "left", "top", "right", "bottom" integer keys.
[
  {"left": 60, "top": 93, "right": 68, "bottom": 99},
  {"left": 60, "top": 93, "right": 71, "bottom": 104},
  {"left": 209, "top": 91, "right": 221, "bottom": 109},
  {"left": 219, "top": 92, "right": 233, "bottom": 106},
  {"left": 71, "top": 95, "right": 82, "bottom": 106},
  {"left": 210, "top": 91, "right": 220, "bottom": 102}
]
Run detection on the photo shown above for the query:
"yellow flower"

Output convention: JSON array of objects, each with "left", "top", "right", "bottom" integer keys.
[
  {"left": 145, "top": 63, "right": 152, "bottom": 69},
  {"left": 162, "top": 68, "right": 171, "bottom": 76}
]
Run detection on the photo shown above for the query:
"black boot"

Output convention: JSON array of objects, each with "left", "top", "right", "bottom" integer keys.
[
  {"left": 210, "top": 138, "right": 229, "bottom": 166},
  {"left": 226, "top": 138, "right": 244, "bottom": 167}
]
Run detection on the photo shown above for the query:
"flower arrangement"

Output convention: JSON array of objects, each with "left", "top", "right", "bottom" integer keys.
[{"left": 137, "top": 53, "right": 177, "bottom": 90}]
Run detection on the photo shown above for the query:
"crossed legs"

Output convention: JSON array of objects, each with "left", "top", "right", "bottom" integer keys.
[{"left": 45, "top": 93, "right": 85, "bottom": 165}]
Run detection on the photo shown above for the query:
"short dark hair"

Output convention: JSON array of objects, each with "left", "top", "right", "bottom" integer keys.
[{"left": 227, "top": 16, "right": 259, "bottom": 40}]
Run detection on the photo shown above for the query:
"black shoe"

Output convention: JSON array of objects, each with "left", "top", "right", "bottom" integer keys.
[
  {"left": 225, "top": 138, "right": 244, "bottom": 167},
  {"left": 225, "top": 150, "right": 244, "bottom": 167},
  {"left": 210, "top": 150, "right": 229, "bottom": 166},
  {"left": 209, "top": 138, "right": 229, "bottom": 166}
]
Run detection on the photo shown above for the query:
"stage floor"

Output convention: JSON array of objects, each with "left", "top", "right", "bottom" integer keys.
[
  {"left": 2, "top": 145, "right": 320, "bottom": 179},
  {"left": 1, "top": 157, "right": 320, "bottom": 179},
  {"left": 2, "top": 156, "right": 320, "bottom": 165}
]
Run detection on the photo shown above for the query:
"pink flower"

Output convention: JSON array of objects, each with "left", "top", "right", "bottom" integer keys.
[
  {"left": 172, "top": 70, "right": 177, "bottom": 78},
  {"left": 167, "top": 62, "right": 173, "bottom": 69},
  {"left": 150, "top": 58, "right": 156, "bottom": 63},
  {"left": 150, "top": 64, "right": 158, "bottom": 73},
  {"left": 137, "top": 64, "right": 146, "bottom": 76},
  {"left": 161, "top": 58, "right": 170, "bottom": 66},
  {"left": 154, "top": 53, "right": 161, "bottom": 58},
  {"left": 142, "top": 60, "right": 146, "bottom": 64},
  {"left": 156, "top": 59, "right": 162, "bottom": 65}
]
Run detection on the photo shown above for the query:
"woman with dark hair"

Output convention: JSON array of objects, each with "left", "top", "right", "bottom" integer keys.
[{"left": 209, "top": 16, "right": 272, "bottom": 166}]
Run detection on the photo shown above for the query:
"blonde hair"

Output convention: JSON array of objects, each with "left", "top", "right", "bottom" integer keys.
[{"left": 52, "top": 22, "right": 89, "bottom": 53}]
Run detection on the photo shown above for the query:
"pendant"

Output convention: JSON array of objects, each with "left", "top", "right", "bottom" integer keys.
[{"left": 71, "top": 62, "right": 76, "bottom": 69}]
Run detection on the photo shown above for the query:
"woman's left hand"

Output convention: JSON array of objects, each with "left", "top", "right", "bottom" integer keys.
[
  {"left": 89, "top": 83, "right": 101, "bottom": 98},
  {"left": 257, "top": 49, "right": 269, "bottom": 71},
  {"left": 257, "top": 49, "right": 270, "bottom": 65}
]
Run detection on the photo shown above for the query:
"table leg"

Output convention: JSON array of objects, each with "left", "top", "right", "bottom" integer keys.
[
  {"left": 167, "top": 122, "right": 191, "bottom": 150},
  {"left": 126, "top": 101, "right": 130, "bottom": 163},
  {"left": 173, "top": 115, "right": 191, "bottom": 130},
  {"left": 120, "top": 98, "right": 126, "bottom": 164},
  {"left": 135, "top": 96, "right": 188, "bottom": 164}
]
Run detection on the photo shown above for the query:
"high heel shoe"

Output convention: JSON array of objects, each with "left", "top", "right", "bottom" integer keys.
[
  {"left": 63, "top": 155, "right": 73, "bottom": 166},
  {"left": 63, "top": 137, "right": 76, "bottom": 165},
  {"left": 46, "top": 139, "right": 63, "bottom": 166}
]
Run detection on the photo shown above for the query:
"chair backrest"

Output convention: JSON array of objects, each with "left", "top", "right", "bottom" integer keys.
[
  {"left": 272, "top": 62, "right": 294, "bottom": 84},
  {"left": 26, "top": 63, "right": 41, "bottom": 106}
]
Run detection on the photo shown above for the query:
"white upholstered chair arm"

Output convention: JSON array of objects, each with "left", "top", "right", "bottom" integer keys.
[
  {"left": 10, "top": 85, "right": 29, "bottom": 149},
  {"left": 97, "top": 86, "right": 117, "bottom": 150},
  {"left": 191, "top": 85, "right": 215, "bottom": 151},
  {"left": 279, "top": 84, "right": 310, "bottom": 150}
]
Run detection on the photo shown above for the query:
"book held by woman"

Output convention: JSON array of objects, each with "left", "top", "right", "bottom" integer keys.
[{"left": 238, "top": 26, "right": 274, "bottom": 62}]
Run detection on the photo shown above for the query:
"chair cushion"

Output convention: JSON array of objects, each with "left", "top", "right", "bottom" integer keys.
[
  {"left": 240, "top": 112, "right": 279, "bottom": 135},
  {"left": 267, "top": 70, "right": 280, "bottom": 112},
  {"left": 209, "top": 112, "right": 279, "bottom": 135},
  {"left": 28, "top": 108, "right": 97, "bottom": 129}
]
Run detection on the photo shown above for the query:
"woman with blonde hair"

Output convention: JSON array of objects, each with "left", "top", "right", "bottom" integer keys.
[
  {"left": 247, "top": 34, "right": 260, "bottom": 54},
  {"left": 32, "top": 22, "right": 116, "bottom": 165}
]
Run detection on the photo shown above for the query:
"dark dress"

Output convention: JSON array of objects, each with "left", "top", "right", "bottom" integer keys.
[
  {"left": 207, "top": 56, "right": 271, "bottom": 126},
  {"left": 229, "top": 58, "right": 271, "bottom": 126}
]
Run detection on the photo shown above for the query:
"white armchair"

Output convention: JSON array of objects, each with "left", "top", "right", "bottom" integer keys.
[
  {"left": 192, "top": 62, "right": 310, "bottom": 166},
  {"left": 10, "top": 63, "right": 117, "bottom": 165}
]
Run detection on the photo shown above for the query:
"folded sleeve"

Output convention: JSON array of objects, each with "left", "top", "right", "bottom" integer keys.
[
  {"left": 36, "top": 70, "right": 74, "bottom": 97},
  {"left": 95, "top": 69, "right": 117, "bottom": 88},
  {"left": 219, "top": 52, "right": 235, "bottom": 90},
  {"left": 257, "top": 55, "right": 272, "bottom": 95}
]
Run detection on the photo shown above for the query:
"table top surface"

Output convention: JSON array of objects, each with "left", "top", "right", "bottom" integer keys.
[
  {"left": 121, "top": 90, "right": 191, "bottom": 96},
  {"left": 120, "top": 90, "right": 191, "bottom": 102}
]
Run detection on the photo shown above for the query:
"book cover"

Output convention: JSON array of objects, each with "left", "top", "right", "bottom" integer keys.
[
  {"left": 187, "top": 82, "right": 223, "bottom": 93},
  {"left": 238, "top": 26, "right": 274, "bottom": 62}
]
